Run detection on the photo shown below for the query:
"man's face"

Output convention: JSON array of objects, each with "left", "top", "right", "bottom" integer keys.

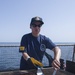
[{"left": 30, "top": 22, "right": 42, "bottom": 35}]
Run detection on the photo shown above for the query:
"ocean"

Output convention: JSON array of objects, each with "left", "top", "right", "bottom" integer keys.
[{"left": 0, "top": 42, "right": 75, "bottom": 71}]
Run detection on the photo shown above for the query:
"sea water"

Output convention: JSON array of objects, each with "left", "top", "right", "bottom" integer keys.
[{"left": 0, "top": 42, "right": 74, "bottom": 71}]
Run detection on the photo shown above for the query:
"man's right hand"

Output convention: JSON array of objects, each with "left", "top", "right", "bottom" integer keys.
[{"left": 27, "top": 57, "right": 43, "bottom": 69}]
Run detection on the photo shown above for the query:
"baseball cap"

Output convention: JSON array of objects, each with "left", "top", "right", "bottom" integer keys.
[{"left": 30, "top": 16, "right": 44, "bottom": 26}]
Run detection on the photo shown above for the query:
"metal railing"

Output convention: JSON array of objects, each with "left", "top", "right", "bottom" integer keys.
[
  {"left": 0, "top": 44, "right": 75, "bottom": 71},
  {"left": 0, "top": 44, "right": 75, "bottom": 61}
]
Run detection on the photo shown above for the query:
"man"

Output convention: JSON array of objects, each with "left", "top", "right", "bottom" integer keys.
[{"left": 19, "top": 16, "right": 61, "bottom": 70}]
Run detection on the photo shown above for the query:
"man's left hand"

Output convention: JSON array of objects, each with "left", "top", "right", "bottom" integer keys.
[{"left": 52, "top": 59, "right": 60, "bottom": 70}]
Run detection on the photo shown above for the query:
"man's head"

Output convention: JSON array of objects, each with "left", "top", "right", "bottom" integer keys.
[{"left": 30, "top": 16, "right": 44, "bottom": 37}]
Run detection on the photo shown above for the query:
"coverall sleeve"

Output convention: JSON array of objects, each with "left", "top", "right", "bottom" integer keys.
[
  {"left": 45, "top": 37, "right": 56, "bottom": 50},
  {"left": 19, "top": 35, "right": 27, "bottom": 53}
]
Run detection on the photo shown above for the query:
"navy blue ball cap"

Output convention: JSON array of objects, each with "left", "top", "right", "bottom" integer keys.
[{"left": 30, "top": 16, "right": 44, "bottom": 25}]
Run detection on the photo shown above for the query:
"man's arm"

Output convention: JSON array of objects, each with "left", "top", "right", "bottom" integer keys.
[
  {"left": 22, "top": 52, "right": 30, "bottom": 60},
  {"left": 52, "top": 46, "right": 61, "bottom": 69},
  {"left": 22, "top": 52, "right": 43, "bottom": 67}
]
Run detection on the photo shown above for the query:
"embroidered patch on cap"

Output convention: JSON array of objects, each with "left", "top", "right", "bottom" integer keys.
[{"left": 20, "top": 46, "right": 25, "bottom": 51}]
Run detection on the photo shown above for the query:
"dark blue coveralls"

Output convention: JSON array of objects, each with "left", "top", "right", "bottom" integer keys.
[{"left": 19, "top": 33, "right": 56, "bottom": 70}]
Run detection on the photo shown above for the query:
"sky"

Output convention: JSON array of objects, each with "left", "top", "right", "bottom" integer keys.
[{"left": 0, "top": 0, "right": 75, "bottom": 43}]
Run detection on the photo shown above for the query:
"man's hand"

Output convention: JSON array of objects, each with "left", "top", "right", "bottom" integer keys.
[
  {"left": 27, "top": 57, "right": 43, "bottom": 68},
  {"left": 30, "top": 57, "right": 43, "bottom": 67},
  {"left": 52, "top": 59, "right": 60, "bottom": 70},
  {"left": 52, "top": 46, "right": 61, "bottom": 70}
]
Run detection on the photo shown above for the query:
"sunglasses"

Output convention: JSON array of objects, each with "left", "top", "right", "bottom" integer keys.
[{"left": 32, "top": 24, "right": 42, "bottom": 27}]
